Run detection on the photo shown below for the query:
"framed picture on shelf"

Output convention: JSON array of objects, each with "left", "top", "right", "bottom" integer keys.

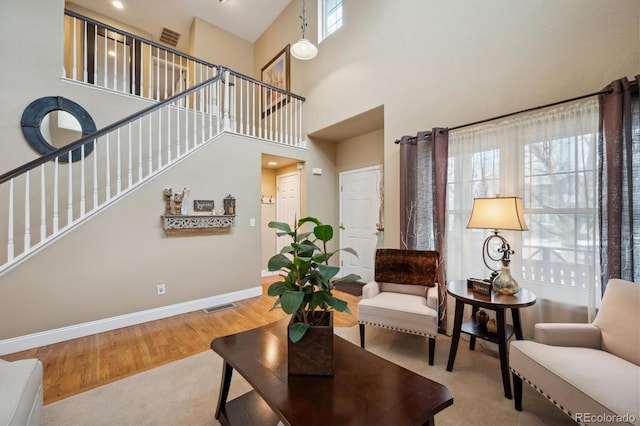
[{"left": 261, "top": 45, "right": 290, "bottom": 117}]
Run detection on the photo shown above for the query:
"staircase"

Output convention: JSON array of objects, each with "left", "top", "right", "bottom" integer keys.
[{"left": 0, "top": 10, "right": 306, "bottom": 275}]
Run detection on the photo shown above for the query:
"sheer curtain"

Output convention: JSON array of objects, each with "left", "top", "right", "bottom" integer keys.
[
  {"left": 446, "top": 99, "right": 601, "bottom": 334},
  {"left": 399, "top": 129, "right": 449, "bottom": 330},
  {"left": 599, "top": 75, "right": 640, "bottom": 287}
]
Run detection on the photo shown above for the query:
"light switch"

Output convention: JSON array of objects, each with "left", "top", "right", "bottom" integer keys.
[{"left": 249, "top": 218, "right": 256, "bottom": 227}]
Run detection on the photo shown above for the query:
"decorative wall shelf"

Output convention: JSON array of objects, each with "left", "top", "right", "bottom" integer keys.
[{"left": 161, "top": 214, "right": 235, "bottom": 230}]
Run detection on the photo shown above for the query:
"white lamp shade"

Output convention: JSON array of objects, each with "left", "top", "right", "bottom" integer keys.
[
  {"left": 466, "top": 196, "right": 528, "bottom": 231},
  {"left": 291, "top": 39, "right": 318, "bottom": 60}
]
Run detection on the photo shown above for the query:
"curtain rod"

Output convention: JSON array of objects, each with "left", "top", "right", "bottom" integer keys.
[
  {"left": 395, "top": 79, "right": 637, "bottom": 143},
  {"left": 445, "top": 87, "right": 614, "bottom": 132}
]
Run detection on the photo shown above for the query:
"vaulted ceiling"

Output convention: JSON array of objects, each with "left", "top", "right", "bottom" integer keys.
[{"left": 69, "top": 0, "right": 292, "bottom": 43}]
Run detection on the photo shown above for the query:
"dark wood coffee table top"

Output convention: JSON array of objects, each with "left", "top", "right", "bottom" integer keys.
[{"left": 211, "top": 318, "right": 453, "bottom": 426}]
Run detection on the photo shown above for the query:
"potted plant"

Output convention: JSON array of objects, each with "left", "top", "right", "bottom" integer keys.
[{"left": 267, "top": 216, "right": 360, "bottom": 376}]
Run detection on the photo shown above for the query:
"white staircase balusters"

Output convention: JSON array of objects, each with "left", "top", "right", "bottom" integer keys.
[{"left": 3, "top": 14, "right": 308, "bottom": 273}]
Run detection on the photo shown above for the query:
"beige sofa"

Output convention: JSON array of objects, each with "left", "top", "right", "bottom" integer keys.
[
  {"left": 0, "top": 358, "right": 43, "bottom": 426},
  {"left": 509, "top": 278, "right": 639, "bottom": 425}
]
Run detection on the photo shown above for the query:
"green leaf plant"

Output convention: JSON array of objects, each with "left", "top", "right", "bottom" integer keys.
[{"left": 267, "top": 216, "right": 361, "bottom": 343}]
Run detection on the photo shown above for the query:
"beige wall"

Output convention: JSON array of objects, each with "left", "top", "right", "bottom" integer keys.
[
  {"left": 190, "top": 17, "right": 254, "bottom": 75},
  {"left": 336, "top": 129, "right": 384, "bottom": 173},
  {"left": 256, "top": 0, "right": 640, "bottom": 248}
]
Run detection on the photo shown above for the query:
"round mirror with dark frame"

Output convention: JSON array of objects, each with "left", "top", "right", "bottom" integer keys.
[{"left": 21, "top": 96, "right": 97, "bottom": 162}]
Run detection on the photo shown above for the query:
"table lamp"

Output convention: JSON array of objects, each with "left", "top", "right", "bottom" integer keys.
[{"left": 466, "top": 196, "right": 528, "bottom": 294}]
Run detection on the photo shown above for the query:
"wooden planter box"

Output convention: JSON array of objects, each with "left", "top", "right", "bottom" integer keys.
[{"left": 287, "top": 311, "right": 334, "bottom": 376}]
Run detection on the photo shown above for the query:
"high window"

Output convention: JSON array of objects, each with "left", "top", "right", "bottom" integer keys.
[{"left": 319, "top": 0, "right": 342, "bottom": 42}]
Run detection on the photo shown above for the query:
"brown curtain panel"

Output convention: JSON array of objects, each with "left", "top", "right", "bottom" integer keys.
[
  {"left": 399, "top": 128, "right": 449, "bottom": 330},
  {"left": 598, "top": 75, "right": 640, "bottom": 290}
]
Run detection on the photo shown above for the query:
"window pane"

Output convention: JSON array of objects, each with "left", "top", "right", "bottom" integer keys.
[
  {"left": 521, "top": 127, "right": 597, "bottom": 288},
  {"left": 323, "top": 0, "right": 342, "bottom": 39}
]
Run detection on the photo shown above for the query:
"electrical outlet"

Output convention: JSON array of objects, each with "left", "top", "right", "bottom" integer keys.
[{"left": 157, "top": 282, "right": 166, "bottom": 295}]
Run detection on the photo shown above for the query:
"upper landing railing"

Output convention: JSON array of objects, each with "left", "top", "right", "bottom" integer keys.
[
  {"left": 63, "top": 10, "right": 306, "bottom": 146},
  {"left": 0, "top": 12, "right": 305, "bottom": 274}
]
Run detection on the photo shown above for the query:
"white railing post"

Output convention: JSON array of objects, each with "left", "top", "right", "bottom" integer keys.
[
  {"left": 80, "top": 145, "right": 86, "bottom": 216},
  {"left": 116, "top": 128, "right": 122, "bottom": 194},
  {"left": 7, "top": 179, "right": 14, "bottom": 262},
  {"left": 67, "top": 151, "right": 73, "bottom": 226},
  {"left": 24, "top": 171, "right": 31, "bottom": 250},
  {"left": 230, "top": 81, "right": 236, "bottom": 132},
  {"left": 223, "top": 70, "right": 231, "bottom": 131},
  {"left": 93, "top": 139, "right": 98, "bottom": 209},
  {"left": 40, "top": 165, "right": 46, "bottom": 241},
  {"left": 127, "top": 123, "right": 133, "bottom": 188},
  {"left": 82, "top": 20, "right": 88, "bottom": 83},
  {"left": 105, "top": 135, "right": 112, "bottom": 201},
  {"left": 53, "top": 159, "right": 59, "bottom": 233},
  {"left": 138, "top": 119, "right": 143, "bottom": 180},
  {"left": 72, "top": 17, "right": 77, "bottom": 81}
]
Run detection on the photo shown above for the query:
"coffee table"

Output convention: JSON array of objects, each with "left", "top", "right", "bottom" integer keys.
[{"left": 210, "top": 318, "right": 453, "bottom": 425}]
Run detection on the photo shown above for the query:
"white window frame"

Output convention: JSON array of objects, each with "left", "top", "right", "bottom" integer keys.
[{"left": 318, "top": 0, "right": 343, "bottom": 43}]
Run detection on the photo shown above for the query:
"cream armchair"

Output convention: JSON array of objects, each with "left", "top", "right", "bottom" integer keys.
[
  {"left": 0, "top": 358, "right": 43, "bottom": 426},
  {"left": 509, "top": 278, "right": 639, "bottom": 425},
  {"left": 358, "top": 249, "right": 440, "bottom": 365}
]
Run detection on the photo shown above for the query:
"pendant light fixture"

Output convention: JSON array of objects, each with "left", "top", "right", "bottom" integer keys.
[{"left": 291, "top": 0, "right": 318, "bottom": 60}]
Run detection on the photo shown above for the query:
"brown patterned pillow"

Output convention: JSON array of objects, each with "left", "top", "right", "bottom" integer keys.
[{"left": 374, "top": 249, "right": 438, "bottom": 287}]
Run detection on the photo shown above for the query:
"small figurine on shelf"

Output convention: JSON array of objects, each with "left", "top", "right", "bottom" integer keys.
[
  {"left": 224, "top": 194, "right": 236, "bottom": 215},
  {"left": 172, "top": 191, "right": 184, "bottom": 215},
  {"left": 181, "top": 187, "right": 190, "bottom": 214},
  {"left": 163, "top": 188, "right": 173, "bottom": 215},
  {"left": 475, "top": 310, "right": 489, "bottom": 329},
  {"left": 486, "top": 318, "right": 498, "bottom": 334}
]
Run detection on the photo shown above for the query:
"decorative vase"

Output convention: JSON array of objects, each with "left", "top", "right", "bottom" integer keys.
[
  {"left": 486, "top": 318, "right": 498, "bottom": 333},
  {"left": 492, "top": 263, "right": 520, "bottom": 295},
  {"left": 288, "top": 311, "right": 334, "bottom": 376}
]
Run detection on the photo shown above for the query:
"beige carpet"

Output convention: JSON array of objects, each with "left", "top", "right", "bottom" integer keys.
[{"left": 41, "top": 326, "right": 574, "bottom": 426}]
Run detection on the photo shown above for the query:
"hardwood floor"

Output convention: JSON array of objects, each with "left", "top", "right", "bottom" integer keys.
[{"left": 1, "top": 277, "right": 361, "bottom": 405}]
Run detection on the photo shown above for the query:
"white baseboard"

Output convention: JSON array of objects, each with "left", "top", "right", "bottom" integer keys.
[
  {"left": 261, "top": 270, "right": 279, "bottom": 277},
  {"left": 0, "top": 286, "right": 262, "bottom": 356}
]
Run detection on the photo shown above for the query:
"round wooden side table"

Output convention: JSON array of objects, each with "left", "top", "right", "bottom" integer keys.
[{"left": 445, "top": 280, "right": 536, "bottom": 399}]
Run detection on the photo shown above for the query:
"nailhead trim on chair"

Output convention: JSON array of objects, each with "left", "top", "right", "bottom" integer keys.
[
  {"left": 510, "top": 368, "right": 581, "bottom": 425},
  {"left": 358, "top": 320, "right": 437, "bottom": 340}
]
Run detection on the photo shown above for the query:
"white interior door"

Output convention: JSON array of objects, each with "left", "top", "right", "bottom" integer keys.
[
  {"left": 339, "top": 165, "right": 382, "bottom": 282},
  {"left": 276, "top": 172, "right": 300, "bottom": 254}
]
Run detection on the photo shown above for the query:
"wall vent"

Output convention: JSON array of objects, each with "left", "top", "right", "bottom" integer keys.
[
  {"left": 159, "top": 27, "right": 180, "bottom": 47},
  {"left": 203, "top": 303, "right": 236, "bottom": 314}
]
